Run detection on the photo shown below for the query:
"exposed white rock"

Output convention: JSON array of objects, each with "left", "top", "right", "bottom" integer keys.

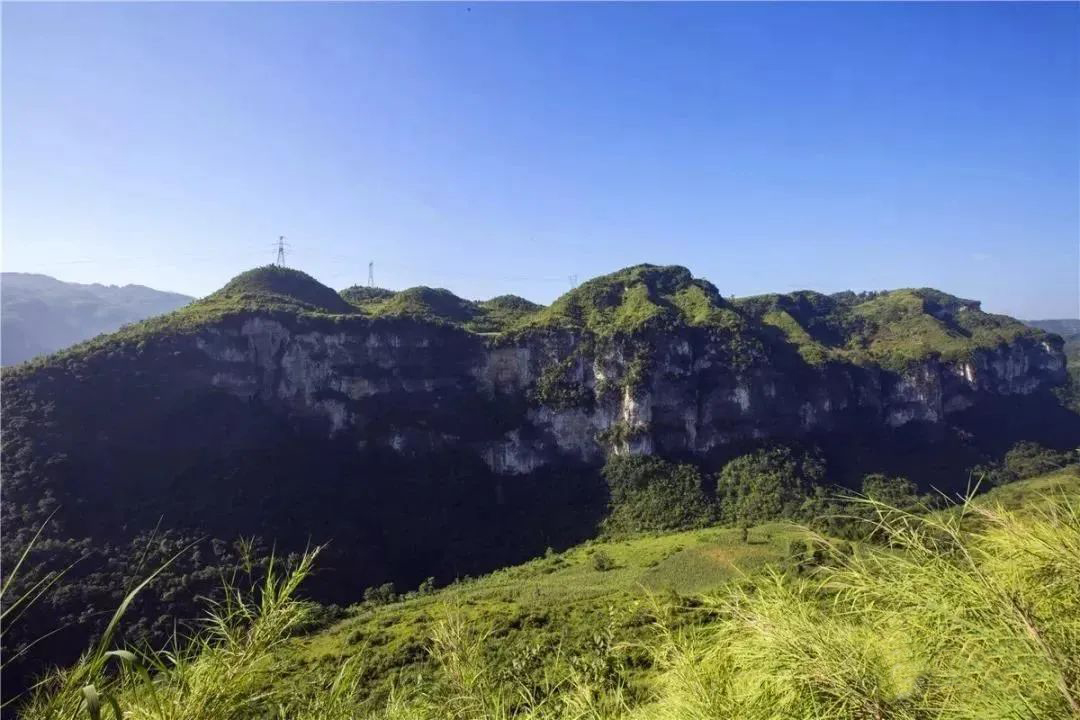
[
  {"left": 481, "top": 430, "right": 547, "bottom": 474},
  {"left": 731, "top": 385, "right": 751, "bottom": 412},
  {"left": 188, "top": 314, "right": 1066, "bottom": 468}
]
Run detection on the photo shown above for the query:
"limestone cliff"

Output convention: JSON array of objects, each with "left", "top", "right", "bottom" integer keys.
[
  {"left": 5, "top": 265, "right": 1068, "bottom": 487},
  {"left": 186, "top": 310, "right": 1065, "bottom": 476}
]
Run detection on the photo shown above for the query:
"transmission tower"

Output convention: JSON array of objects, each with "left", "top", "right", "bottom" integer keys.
[
  {"left": 275, "top": 236, "right": 288, "bottom": 267},
  {"left": 568, "top": 274, "right": 578, "bottom": 289},
  {"left": 368, "top": 261, "right": 375, "bottom": 288}
]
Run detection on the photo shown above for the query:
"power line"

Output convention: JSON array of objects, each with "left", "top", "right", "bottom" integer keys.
[{"left": 275, "top": 236, "right": 287, "bottom": 266}]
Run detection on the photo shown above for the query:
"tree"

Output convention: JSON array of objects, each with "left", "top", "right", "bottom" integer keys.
[
  {"left": 601, "top": 456, "right": 715, "bottom": 535},
  {"left": 363, "top": 582, "right": 396, "bottom": 605},
  {"left": 1003, "top": 442, "right": 1068, "bottom": 481},
  {"left": 861, "top": 474, "right": 921, "bottom": 511},
  {"left": 715, "top": 446, "right": 825, "bottom": 526}
]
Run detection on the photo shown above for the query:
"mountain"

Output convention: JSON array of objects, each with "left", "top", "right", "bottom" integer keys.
[
  {"left": 2, "top": 263, "right": 1076, "bottom": 691},
  {"left": 1027, "top": 318, "right": 1080, "bottom": 361},
  {"left": 0, "top": 272, "right": 193, "bottom": 366},
  {"left": 1027, "top": 318, "right": 1080, "bottom": 337}
]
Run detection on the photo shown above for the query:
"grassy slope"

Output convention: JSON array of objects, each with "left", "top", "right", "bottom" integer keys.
[
  {"left": 280, "top": 523, "right": 815, "bottom": 710},
  {"left": 969, "top": 465, "right": 1080, "bottom": 511},
  {"left": 275, "top": 469, "right": 1080, "bottom": 712}
]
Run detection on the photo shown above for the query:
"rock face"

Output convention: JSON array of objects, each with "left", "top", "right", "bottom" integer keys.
[{"left": 189, "top": 314, "right": 1067, "bottom": 475}]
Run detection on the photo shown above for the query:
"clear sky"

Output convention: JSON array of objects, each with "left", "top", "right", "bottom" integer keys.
[{"left": 3, "top": 2, "right": 1078, "bottom": 318}]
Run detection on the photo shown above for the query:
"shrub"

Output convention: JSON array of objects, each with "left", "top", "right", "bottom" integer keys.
[
  {"left": 788, "top": 539, "right": 808, "bottom": 563},
  {"left": 860, "top": 474, "right": 919, "bottom": 508},
  {"left": 591, "top": 550, "right": 616, "bottom": 572},
  {"left": 1004, "top": 441, "right": 1070, "bottom": 481},
  {"left": 971, "top": 441, "right": 1072, "bottom": 487},
  {"left": 363, "top": 583, "right": 397, "bottom": 606}
]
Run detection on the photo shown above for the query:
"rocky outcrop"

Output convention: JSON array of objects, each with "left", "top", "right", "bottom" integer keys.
[{"left": 191, "top": 316, "right": 1068, "bottom": 475}]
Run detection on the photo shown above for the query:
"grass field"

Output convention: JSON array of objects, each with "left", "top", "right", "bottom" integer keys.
[
  {"left": 973, "top": 466, "right": 1079, "bottom": 509},
  {"left": 285, "top": 522, "right": 818, "bottom": 711}
]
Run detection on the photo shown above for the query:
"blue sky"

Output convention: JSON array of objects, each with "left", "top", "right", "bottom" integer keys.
[{"left": 3, "top": 2, "right": 1078, "bottom": 318}]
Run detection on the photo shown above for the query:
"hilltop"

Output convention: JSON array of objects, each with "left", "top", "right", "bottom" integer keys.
[
  {"left": 11, "top": 263, "right": 1049, "bottom": 375},
  {"left": 738, "top": 286, "right": 1043, "bottom": 369},
  {"left": 341, "top": 284, "right": 543, "bottom": 333}
]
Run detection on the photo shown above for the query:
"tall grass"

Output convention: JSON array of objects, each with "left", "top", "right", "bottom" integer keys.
[
  {"left": 11, "top": 490, "right": 1079, "bottom": 720},
  {"left": 14, "top": 549, "right": 320, "bottom": 720},
  {"left": 648, "top": 495, "right": 1080, "bottom": 719}
]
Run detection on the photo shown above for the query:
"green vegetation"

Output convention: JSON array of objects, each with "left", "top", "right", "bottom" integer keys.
[
  {"left": 341, "top": 285, "right": 543, "bottom": 333},
  {"left": 601, "top": 456, "right": 715, "bottom": 535},
  {"left": 531, "top": 354, "right": 593, "bottom": 409},
  {"left": 474, "top": 295, "right": 546, "bottom": 333},
  {"left": 1, "top": 266, "right": 361, "bottom": 376},
  {"left": 848, "top": 288, "right": 1040, "bottom": 369},
  {"left": 339, "top": 285, "right": 397, "bottom": 305},
  {"left": 516, "top": 267, "right": 1043, "bottom": 372},
  {"left": 715, "top": 446, "right": 826, "bottom": 525},
  {"left": 2, "top": 262, "right": 1074, "bottom": 709},
  {"left": 211, "top": 265, "right": 357, "bottom": 314},
  {"left": 969, "top": 440, "right": 1076, "bottom": 487},
  {"left": 10, "top": 470, "right": 1078, "bottom": 719},
  {"left": 6, "top": 263, "right": 1057, "bottom": 383},
  {"left": 739, "top": 287, "right": 1044, "bottom": 371},
  {"left": 6, "top": 268, "right": 547, "bottom": 376},
  {"left": 510, "top": 265, "right": 750, "bottom": 340}
]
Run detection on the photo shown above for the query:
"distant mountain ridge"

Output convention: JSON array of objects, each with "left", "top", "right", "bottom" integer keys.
[
  {"left": 1, "top": 272, "right": 193, "bottom": 365},
  {"left": 1026, "top": 318, "right": 1080, "bottom": 333}
]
